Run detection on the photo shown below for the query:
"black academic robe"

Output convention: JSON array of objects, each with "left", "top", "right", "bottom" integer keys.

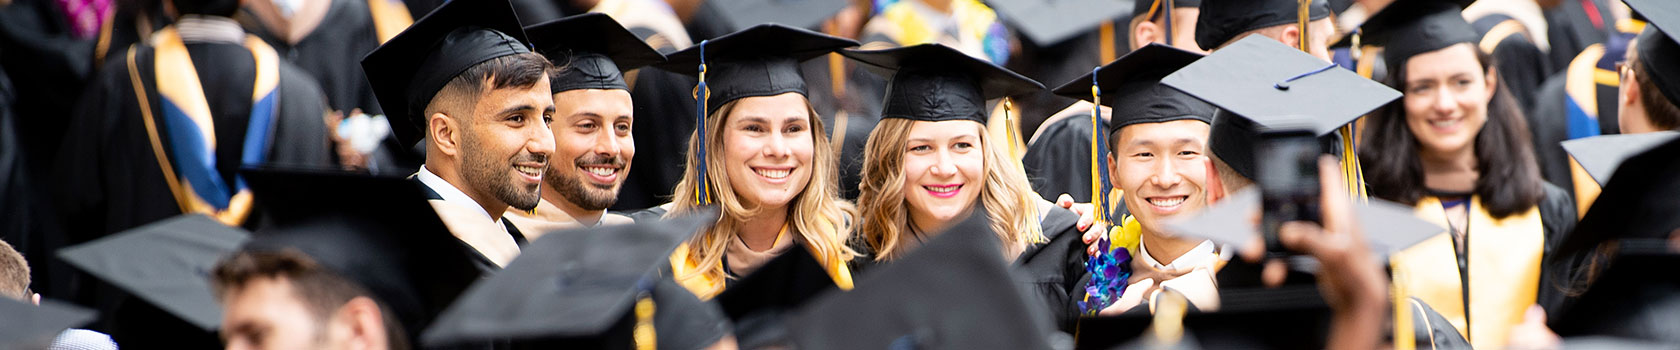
[
  {"left": 0, "top": 0, "right": 96, "bottom": 177},
  {"left": 801, "top": 56, "right": 884, "bottom": 201},
  {"left": 1544, "top": 0, "right": 1616, "bottom": 76},
  {"left": 613, "top": 16, "right": 700, "bottom": 211},
  {"left": 53, "top": 37, "right": 333, "bottom": 347},
  {"left": 1016, "top": 205, "right": 1093, "bottom": 334},
  {"left": 413, "top": 178, "right": 531, "bottom": 274},
  {"left": 1472, "top": 14, "right": 1552, "bottom": 115},
  {"left": 240, "top": 0, "right": 385, "bottom": 115}
]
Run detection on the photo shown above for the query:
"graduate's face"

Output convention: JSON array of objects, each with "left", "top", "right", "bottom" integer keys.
[
  {"left": 220, "top": 278, "right": 352, "bottom": 350},
  {"left": 460, "top": 77, "right": 557, "bottom": 212},
  {"left": 1401, "top": 44, "right": 1495, "bottom": 157},
  {"left": 545, "top": 88, "right": 635, "bottom": 211},
  {"left": 901, "top": 121, "right": 986, "bottom": 229},
  {"left": 1109, "top": 120, "right": 1211, "bottom": 234},
  {"left": 722, "top": 93, "right": 815, "bottom": 210}
]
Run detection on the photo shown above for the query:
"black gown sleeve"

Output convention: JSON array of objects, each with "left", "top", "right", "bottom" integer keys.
[
  {"left": 267, "top": 63, "right": 333, "bottom": 169},
  {"left": 1014, "top": 206, "right": 1089, "bottom": 333},
  {"left": 1535, "top": 182, "right": 1577, "bottom": 315},
  {"left": 1528, "top": 74, "right": 1574, "bottom": 189}
]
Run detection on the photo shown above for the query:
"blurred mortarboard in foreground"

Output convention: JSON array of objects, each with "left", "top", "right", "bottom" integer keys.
[
  {"left": 1163, "top": 35, "right": 1401, "bottom": 180},
  {"left": 1562, "top": 131, "right": 1680, "bottom": 187},
  {"left": 1553, "top": 136, "right": 1680, "bottom": 259},
  {"left": 0, "top": 298, "right": 97, "bottom": 349},
  {"left": 842, "top": 43, "right": 1044, "bottom": 124},
  {"left": 1549, "top": 239, "right": 1680, "bottom": 343},
  {"left": 362, "top": 0, "right": 534, "bottom": 148},
  {"left": 1052, "top": 43, "right": 1216, "bottom": 135},
  {"left": 524, "top": 13, "right": 667, "bottom": 93},
  {"left": 1160, "top": 188, "right": 1444, "bottom": 260},
  {"left": 715, "top": 242, "right": 843, "bottom": 349},
  {"left": 57, "top": 214, "right": 249, "bottom": 330},
  {"left": 987, "top": 0, "right": 1136, "bottom": 46},
  {"left": 706, "top": 0, "right": 847, "bottom": 32},
  {"left": 1329, "top": 0, "right": 1475, "bottom": 66},
  {"left": 1195, "top": 0, "right": 1327, "bottom": 51},
  {"left": 1074, "top": 285, "right": 1331, "bottom": 349},
  {"left": 1625, "top": 0, "right": 1680, "bottom": 107},
  {"left": 422, "top": 209, "right": 721, "bottom": 347},
  {"left": 240, "top": 169, "right": 482, "bottom": 343},
  {"left": 790, "top": 208, "right": 1056, "bottom": 350}
]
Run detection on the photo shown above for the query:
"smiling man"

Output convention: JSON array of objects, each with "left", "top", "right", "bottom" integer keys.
[
  {"left": 1052, "top": 44, "right": 1222, "bottom": 314},
  {"left": 503, "top": 14, "right": 666, "bottom": 237},
  {"left": 362, "top": 0, "right": 554, "bottom": 271}
]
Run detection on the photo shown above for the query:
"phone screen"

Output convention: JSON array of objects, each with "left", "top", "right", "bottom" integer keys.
[{"left": 1257, "top": 131, "right": 1321, "bottom": 256}]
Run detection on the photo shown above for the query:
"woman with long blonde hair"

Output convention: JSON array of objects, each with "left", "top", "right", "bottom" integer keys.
[
  {"left": 643, "top": 25, "right": 861, "bottom": 300},
  {"left": 844, "top": 44, "right": 1090, "bottom": 332}
]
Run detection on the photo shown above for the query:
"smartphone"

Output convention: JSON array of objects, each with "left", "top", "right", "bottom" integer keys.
[{"left": 1256, "top": 128, "right": 1321, "bottom": 257}]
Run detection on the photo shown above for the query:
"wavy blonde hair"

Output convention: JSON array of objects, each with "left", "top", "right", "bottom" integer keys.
[
  {"left": 666, "top": 96, "right": 858, "bottom": 297},
  {"left": 856, "top": 118, "right": 1043, "bottom": 261}
]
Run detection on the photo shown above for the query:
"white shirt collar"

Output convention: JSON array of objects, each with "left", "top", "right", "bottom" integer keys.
[
  {"left": 416, "top": 165, "right": 503, "bottom": 226},
  {"left": 1138, "top": 239, "right": 1229, "bottom": 271}
]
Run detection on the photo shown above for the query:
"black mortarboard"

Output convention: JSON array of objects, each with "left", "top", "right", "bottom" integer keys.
[
  {"left": 1160, "top": 188, "right": 1443, "bottom": 260},
  {"left": 656, "top": 24, "right": 857, "bottom": 116},
  {"left": 1052, "top": 43, "right": 1216, "bottom": 135},
  {"left": 1195, "top": 0, "right": 1328, "bottom": 51},
  {"left": 421, "top": 210, "right": 720, "bottom": 346},
  {"left": 240, "top": 169, "right": 482, "bottom": 343},
  {"left": 706, "top": 0, "right": 847, "bottom": 32},
  {"left": 842, "top": 43, "right": 1045, "bottom": 124},
  {"left": 1073, "top": 285, "right": 1332, "bottom": 349},
  {"left": 1626, "top": 0, "right": 1680, "bottom": 106},
  {"left": 363, "top": 0, "right": 534, "bottom": 148},
  {"left": 1561, "top": 131, "right": 1680, "bottom": 187},
  {"left": 525, "top": 13, "right": 667, "bottom": 93},
  {"left": 1549, "top": 239, "right": 1680, "bottom": 342},
  {"left": 1162, "top": 35, "right": 1401, "bottom": 180},
  {"left": 1553, "top": 136, "right": 1680, "bottom": 258},
  {"left": 1330, "top": 0, "right": 1475, "bottom": 67},
  {"left": 789, "top": 208, "right": 1056, "bottom": 350},
  {"left": 57, "top": 214, "right": 250, "bottom": 330},
  {"left": 714, "top": 244, "right": 841, "bottom": 348},
  {"left": 0, "top": 298, "right": 97, "bottom": 349},
  {"left": 987, "top": 0, "right": 1136, "bottom": 46}
]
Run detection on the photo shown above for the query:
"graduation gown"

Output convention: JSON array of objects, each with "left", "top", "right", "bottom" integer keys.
[
  {"left": 1543, "top": 0, "right": 1616, "bottom": 75},
  {"left": 1471, "top": 14, "right": 1552, "bottom": 115},
  {"left": 1529, "top": 42, "right": 1625, "bottom": 191},
  {"left": 52, "top": 26, "right": 332, "bottom": 348},
  {"left": 801, "top": 55, "right": 884, "bottom": 201},
  {"left": 605, "top": 0, "right": 700, "bottom": 211},
  {"left": 414, "top": 178, "right": 530, "bottom": 274},
  {"left": 1387, "top": 184, "right": 1575, "bottom": 349},
  {"left": 239, "top": 0, "right": 389, "bottom": 116},
  {"left": 0, "top": 0, "right": 96, "bottom": 177},
  {"left": 1016, "top": 202, "right": 1092, "bottom": 334}
]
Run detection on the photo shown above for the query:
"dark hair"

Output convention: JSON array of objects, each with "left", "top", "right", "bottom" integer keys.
[
  {"left": 211, "top": 250, "right": 410, "bottom": 350},
  {"left": 426, "top": 52, "right": 554, "bottom": 117},
  {"left": 1632, "top": 47, "right": 1680, "bottom": 130},
  {"left": 1359, "top": 45, "right": 1545, "bottom": 219},
  {"left": 170, "top": 0, "right": 240, "bottom": 17}
]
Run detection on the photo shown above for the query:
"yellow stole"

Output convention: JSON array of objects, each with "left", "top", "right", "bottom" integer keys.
[
  {"left": 1390, "top": 195, "right": 1543, "bottom": 349},
  {"left": 130, "top": 27, "right": 280, "bottom": 227},
  {"left": 669, "top": 225, "right": 855, "bottom": 300}
]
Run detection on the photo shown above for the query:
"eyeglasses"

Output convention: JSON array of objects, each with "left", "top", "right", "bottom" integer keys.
[{"left": 1616, "top": 60, "right": 1632, "bottom": 77}]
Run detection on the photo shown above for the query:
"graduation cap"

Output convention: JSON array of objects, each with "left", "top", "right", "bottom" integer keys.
[
  {"left": 788, "top": 207, "right": 1056, "bottom": 350},
  {"left": 655, "top": 24, "right": 856, "bottom": 205},
  {"left": 985, "top": 0, "right": 1137, "bottom": 46},
  {"left": 420, "top": 209, "right": 721, "bottom": 347},
  {"left": 362, "top": 0, "right": 535, "bottom": 148},
  {"left": 1626, "top": 0, "right": 1680, "bottom": 107},
  {"left": 1160, "top": 188, "right": 1444, "bottom": 260},
  {"left": 525, "top": 13, "right": 667, "bottom": 94},
  {"left": 714, "top": 243, "right": 842, "bottom": 348},
  {"left": 0, "top": 298, "right": 98, "bottom": 349},
  {"left": 1552, "top": 136, "right": 1680, "bottom": 259},
  {"left": 1329, "top": 0, "right": 1475, "bottom": 67},
  {"left": 1561, "top": 131, "right": 1680, "bottom": 187},
  {"left": 56, "top": 214, "right": 250, "bottom": 330},
  {"left": 1548, "top": 238, "right": 1680, "bottom": 342},
  {"left": 1052, "top": 43, "right": 1216, "bottom": 135},
  {"left": 1195, "top": 0, "right": 1328, "bottom": 51},
  {"left": 1073, "top": 285, "right": 1333, "bottom": 349},
  {"left": 705, "top": 0, "right": 847, "bottom": 32},
  {"left": 1162, "top": 35, "right": 1402, "bottom": 180},
  {"left": 842, "top": 43, "right": 1045, "bottom": 124},
  {"left": 239, "top": 169, "right": 483, "bottom": 343}
]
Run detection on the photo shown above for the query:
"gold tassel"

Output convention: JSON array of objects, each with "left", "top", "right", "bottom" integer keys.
[{"left": 633, "top": 290, "right": 656, "bottom": 350}]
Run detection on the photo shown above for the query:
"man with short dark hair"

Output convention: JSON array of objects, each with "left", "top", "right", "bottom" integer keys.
[
  {"left": 212, "top": 249, "right": 406, "bottom": 350},
  {"left": 1617, "top": 1, "right": 1680, "bottom": 134},
  {"left": 0, "top": 239, "right": 118, "bottom": 350},
  {"left": 362, "top": 0, "right": 556, "bottom": 270}
]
